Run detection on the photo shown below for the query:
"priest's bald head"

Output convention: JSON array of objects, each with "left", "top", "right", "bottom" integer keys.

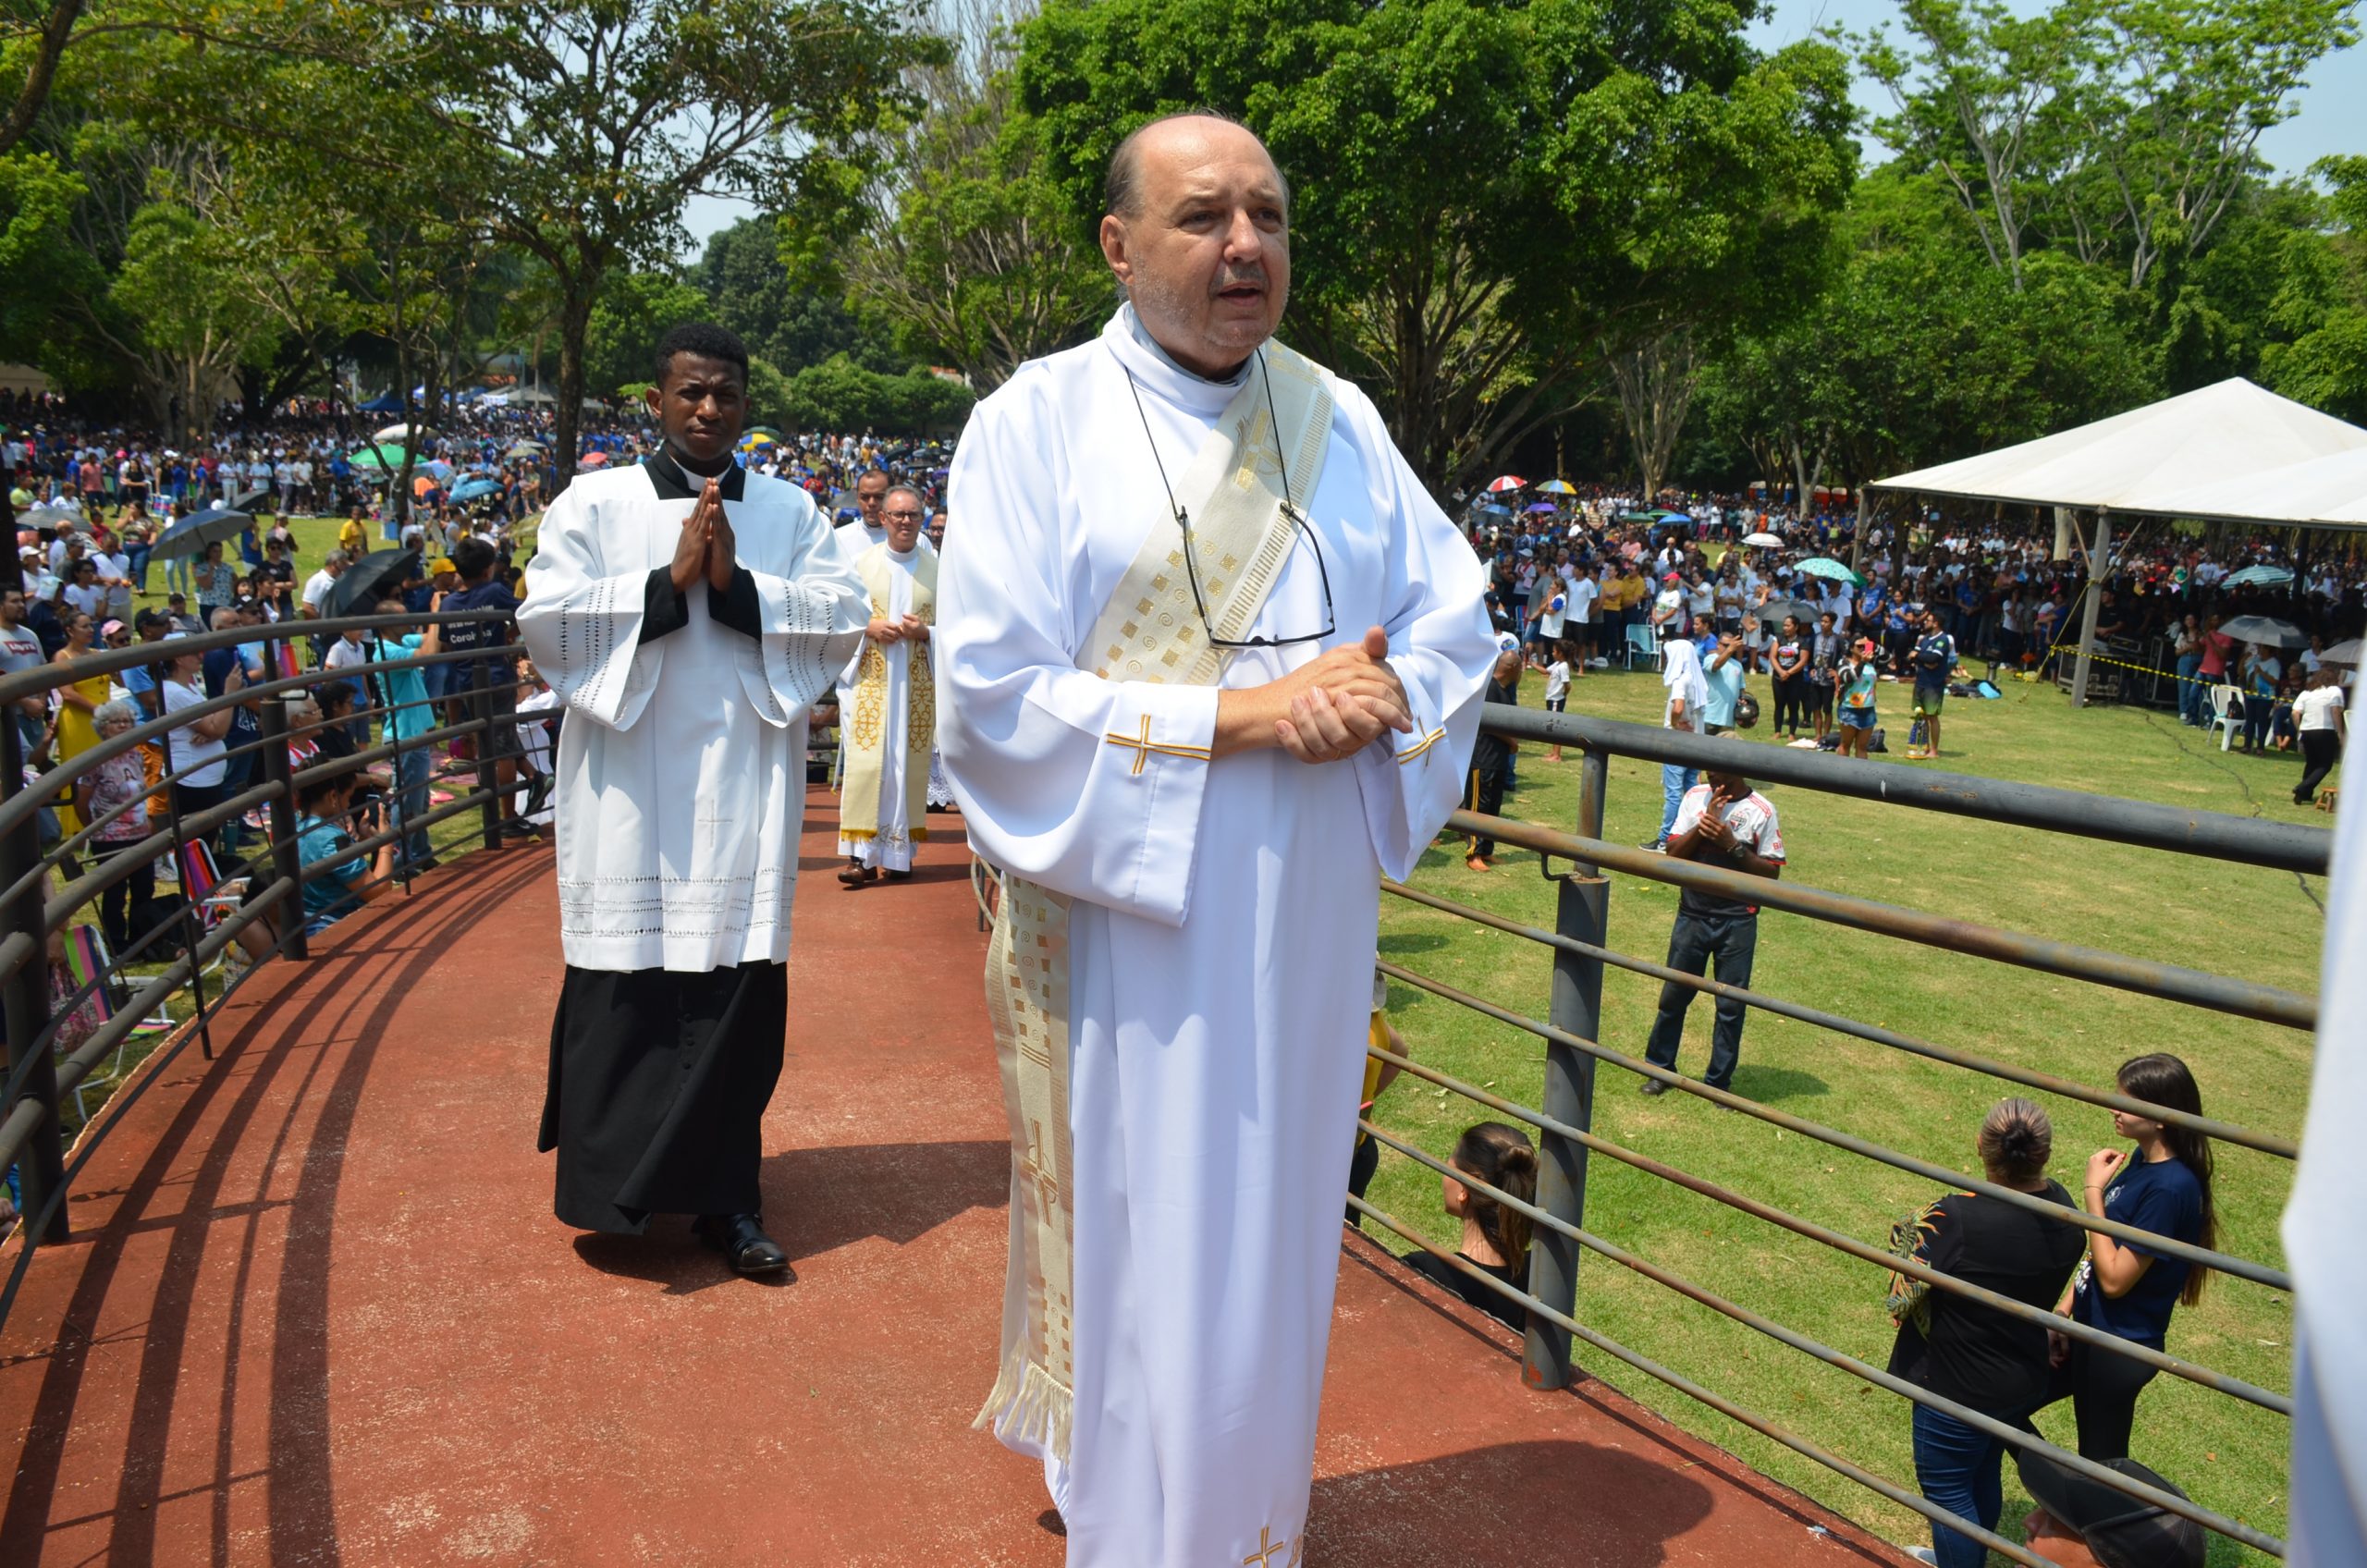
[{"left": 1099, "top": 111, "right": 1291, "bottom": 380}]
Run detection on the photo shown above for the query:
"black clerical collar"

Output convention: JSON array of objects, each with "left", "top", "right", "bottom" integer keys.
[{"left": 644, "top": 448, "right": 747, "bottom": 502}]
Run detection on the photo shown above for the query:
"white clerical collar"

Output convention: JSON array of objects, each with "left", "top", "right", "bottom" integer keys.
[
  {"left": 1104, "top": 304, "right": 1252, "bottom": 420},
  {"left": 888, "top": 545, "right": 917, "bottom": 562}
]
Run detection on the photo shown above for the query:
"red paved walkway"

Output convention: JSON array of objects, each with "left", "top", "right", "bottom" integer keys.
[{"left": 0, "top": 789, "right": 1911, "bottom": 1566}]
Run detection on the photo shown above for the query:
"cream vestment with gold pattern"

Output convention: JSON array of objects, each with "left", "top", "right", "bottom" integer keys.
[{"left": 938, "top": 306, "right": 1497, "bottom": 1568}]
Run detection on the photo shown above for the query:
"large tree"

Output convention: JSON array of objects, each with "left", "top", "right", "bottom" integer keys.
[
  {"left": 1013, "top": 0, "right": 1857, "bottom": 497},
  {"left": 377, "top": 0, "right": 936, "bottom": 485}
]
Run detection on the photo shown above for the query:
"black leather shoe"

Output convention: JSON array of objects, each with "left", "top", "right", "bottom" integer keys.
[
  {"left": 693, "top": 1212, "right": 792, "bottom": 1276},
  {"left": 1638, "top": 1077, "right": 1671, "bottom": 1096}
]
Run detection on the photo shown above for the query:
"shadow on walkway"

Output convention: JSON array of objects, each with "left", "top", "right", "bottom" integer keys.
[{"left": 0, "top": 794, "right": 1910, "bottom": 1566}]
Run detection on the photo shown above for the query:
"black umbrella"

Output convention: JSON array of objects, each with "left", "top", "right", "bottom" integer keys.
[
  {"left": 1758, "top": 600, "right": 1821, "bottom": 631},
  {"left": 325, "top": 548, "right": 422, "bottom": 619},
  {"left": 151, "top": 507, "right": 254, "bottom": 560},
  {"left": 227, "top": 485, "right": 272, "bottom": 514}
]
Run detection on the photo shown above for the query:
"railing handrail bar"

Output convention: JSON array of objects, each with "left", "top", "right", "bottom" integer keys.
[
  {"left": 26, "top": 698, "right": 504, "bottom": 895},
  {"left": 1381, "top": 880, "right": 2299, "bottom": 1158},
  {"left": 1452, "top": 811, "right": 2315, "bottom": 1032},
  {"left": 0, "top": 651, "right": 525, "bottom": 843},
  {"left": 1479, "top": 706, "right": 2330, "bottom": 876},
  {"left": 0, "top": 609, "right": 512, "bottom": 707},
  {"left": 1363, "top": 1044, "right": 2291, "bottom": 1414},
  {"left": 1378, "top": 959, "right": 2291, "bottom": 1290},
  {"left": 1355, "top": 1123, "right": 2285, "bottom": 1558}
]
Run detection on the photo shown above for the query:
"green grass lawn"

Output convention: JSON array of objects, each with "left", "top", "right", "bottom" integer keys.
[{"left": 1367, "top": 658, "right": 2321, "bottom": 1564}]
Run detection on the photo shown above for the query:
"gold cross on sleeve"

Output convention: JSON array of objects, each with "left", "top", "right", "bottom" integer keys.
[
  {"left": 1396, "top": 725, "right": 1449, "bottom": 766},
  {"left": 1102, "top": 715, "right": 1213, "bottom": 777}
]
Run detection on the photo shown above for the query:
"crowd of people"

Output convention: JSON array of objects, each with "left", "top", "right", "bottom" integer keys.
[{"left": 1452, "top": 481, "right": 2357, "bottom": 807}]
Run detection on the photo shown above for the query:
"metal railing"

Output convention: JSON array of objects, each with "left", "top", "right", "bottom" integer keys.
[
  {"left": 1356, "top": 704, "right": 2316, "bottom": 1566},
  {"left": 0, "top": 610, "right": 538, "bottom": 1329}
]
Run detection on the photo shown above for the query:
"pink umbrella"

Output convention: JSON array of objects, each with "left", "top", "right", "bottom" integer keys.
[
  {"left": 1486, "top": 475, "right": 1526, "bottom": 494},
  {"left": 580, "top": 451, "right": 610, "bottom": 469}
]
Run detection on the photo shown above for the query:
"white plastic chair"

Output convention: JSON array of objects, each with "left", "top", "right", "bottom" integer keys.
[{"left": 2210, "top": 683, "right": 2246, "bottom": 751}]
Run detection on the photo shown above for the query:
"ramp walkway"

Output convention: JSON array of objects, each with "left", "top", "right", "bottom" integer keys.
[{"left": 0, "top": 789, "right": 1910, "bottom": 1566}]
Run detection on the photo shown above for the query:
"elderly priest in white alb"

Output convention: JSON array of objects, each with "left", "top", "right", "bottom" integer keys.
[
  {"left": 519, "top": 323, "right": 867, "bottom": 1276},
  {"left": 835, "top": 484, "right": 938, "bottom": 887},
  {"left": 937, "top": 115, "right": 1495, "bottom": 1567}
]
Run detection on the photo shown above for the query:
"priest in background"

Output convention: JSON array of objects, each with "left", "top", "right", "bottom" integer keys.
[
  {"left": 519, "top": 322, "right": 867, "bottom": 1276},
  {"left": 836, "top": 483, "right": 938, "bottom": 886},
  {"left": 937, "top": 112, "right": 1495, "bottom": 1568}
]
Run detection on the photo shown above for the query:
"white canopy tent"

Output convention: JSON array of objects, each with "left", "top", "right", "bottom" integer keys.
[
  {"left": 2153, "top": 446, "right": 2367, "bottom": 531},
  {"left": 1873, "top": 378, "right": 2367, "bottom": 705},
  {"left": 1874, "top": 378, "right": 2367, "bottom": 512}
]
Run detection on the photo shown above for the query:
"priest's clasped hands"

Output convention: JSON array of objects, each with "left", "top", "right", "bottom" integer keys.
[
  {"left": 669, "top": 474, "right": 740, "bottom": 594},
  {"left": 1215, "top": 624, "right": 1413, "bottom": 764}
]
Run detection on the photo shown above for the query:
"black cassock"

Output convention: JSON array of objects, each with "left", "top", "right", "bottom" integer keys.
[
  {"left": 539, "top": 960, "right": 788, "bottom": 1232},
  {"left": 532, "top": 454, "right": 796, "bottom": 1233}
]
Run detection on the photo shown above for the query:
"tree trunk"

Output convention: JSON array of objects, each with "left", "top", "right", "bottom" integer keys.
[
  {"left": 1850, "top": 486, "right": 1871, "bottom": 571},
  {"left": 553, "top": 285, "right": 595, "bottom": 496}
]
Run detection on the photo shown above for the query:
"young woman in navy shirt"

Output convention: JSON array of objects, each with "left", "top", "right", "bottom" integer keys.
[{"left": 2046, "top": 1053, "right": 2218, "bottom": 1459}]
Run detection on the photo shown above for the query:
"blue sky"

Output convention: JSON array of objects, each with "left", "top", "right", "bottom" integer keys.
[{"left": 678, "top": 0, "right": 2362, "bottom": 256}]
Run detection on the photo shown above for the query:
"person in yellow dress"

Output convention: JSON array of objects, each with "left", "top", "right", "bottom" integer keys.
[{"left": 49, "top": 610, "right": 110, "bottom": 836}]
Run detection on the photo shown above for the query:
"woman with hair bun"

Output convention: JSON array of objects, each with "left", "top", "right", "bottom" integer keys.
[
  {"left": 2044, "top": 1052, "right": 2220, "bottom": 1462},
  {"left": 1399, "top": 1121, "right": 1537, "bottom": 1330},
  {"left": 1888, "top": 1098, "right": 2087, "bottom": 1568}
]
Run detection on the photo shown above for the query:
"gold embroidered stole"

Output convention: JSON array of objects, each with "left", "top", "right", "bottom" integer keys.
[
  {"left": 975, "top": 340, "right": 1334, "bottom": 1463},
  {"left": 840, "top": 545, "right": 938, "bottom": 842}
]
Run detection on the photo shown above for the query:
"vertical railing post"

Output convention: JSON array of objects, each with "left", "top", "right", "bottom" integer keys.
[
  {"left": 258, "top": 696, "right": 307, "bottom": 962},
  {"left": 1524, "top": 742, "right": 1609, "bottom": 1390},
  {"left": 0, "top": 713, "right": 68, "bottom": 1243},
  {"left": 472, "top": 674, "right": 501, "bottom": 852}
]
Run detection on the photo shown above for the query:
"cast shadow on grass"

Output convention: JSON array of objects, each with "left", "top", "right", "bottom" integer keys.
[
  {"left": 1727, "top": 1065, "right": 1829, "bottom": 1102},
  {"left": 1377, "top": 932, "right": 1451, "bottom": 956}
]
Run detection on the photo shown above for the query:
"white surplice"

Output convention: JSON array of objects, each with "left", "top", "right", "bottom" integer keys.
[
  {"left": 518, "top": 459, "right": 868, "bottom": 973},
  {"left": 938, "top": 307, "right": 1496, "bottom": 1568},
  {"left": 839, "top": 545, "right": 925, "bottom": 872}
]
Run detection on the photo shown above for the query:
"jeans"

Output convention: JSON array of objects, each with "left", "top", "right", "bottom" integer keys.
[
  {"left": 1643, "top": 909, "right": 1757, "bottom": 1089},
  {"left": 127, "top": 544, "right": 153, "bottom": 593},
  {"left": 2243, "top": 692, "right": 2273, "bottom": 750},
  {"left": 1656, "top": 764, "right": 1698, "bottom": 843},
  {"left": 166, "top": 554, "right": 192, "bottom": 598},
  {"left": 1912, "top": 1402, "right": 2035, "bottom": 1568},
  {"left": 393, "top": 741, "right": 433, "bottom": 864},
  {"left": 2176, "top": 655, "right": 2204, "bottom": 723}
]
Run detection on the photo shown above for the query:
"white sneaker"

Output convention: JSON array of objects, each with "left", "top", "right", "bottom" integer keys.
[{"left": 1908, "top": 1550, "right": 1938, "bottom": 1565}]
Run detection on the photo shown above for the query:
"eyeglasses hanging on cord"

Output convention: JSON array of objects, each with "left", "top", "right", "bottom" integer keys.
[{"left": 1122, "top": 351, "right": 1337, "bottom": 650}]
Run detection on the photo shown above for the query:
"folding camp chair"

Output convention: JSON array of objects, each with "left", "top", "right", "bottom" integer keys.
[
  {"left": 57, "top": 925, "right": 174, "bottom": 1115},
  {"left": 177, "top": 838, "right": 253, "bottom": 975},
  {"left": 1625, "top": 621, "right": 1660, "bottom": 670}
]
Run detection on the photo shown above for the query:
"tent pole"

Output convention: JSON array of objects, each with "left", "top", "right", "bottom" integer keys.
[
  {"left": 2070, "top": 511, "right": 2111, "bottom": 710},
  {"left": 2054, "top": 507, "right": 2075, "bottom": 562}
]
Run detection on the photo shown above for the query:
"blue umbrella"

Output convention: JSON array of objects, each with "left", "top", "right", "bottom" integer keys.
[
  {"left": 448, "top": 477, "right": 501, "bottom": 504},
  {"left": 2224, "top": 564, "right": 2293, "bottom": 589},
  {"left": 151, "top": 507, "right": 254, "bottom": 560}
]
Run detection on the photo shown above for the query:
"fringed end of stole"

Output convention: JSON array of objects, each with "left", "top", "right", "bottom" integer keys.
[
  {"left": 973, "top": 1348, "right": 1073, "bottom": 1463},
  {"left": 840, "top": 828, "right": 877, "bottom": 841}
]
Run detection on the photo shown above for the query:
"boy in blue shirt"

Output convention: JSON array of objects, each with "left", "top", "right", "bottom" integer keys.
[{"left": 293, "top": 766, "right": 399, "bottom": 935}]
